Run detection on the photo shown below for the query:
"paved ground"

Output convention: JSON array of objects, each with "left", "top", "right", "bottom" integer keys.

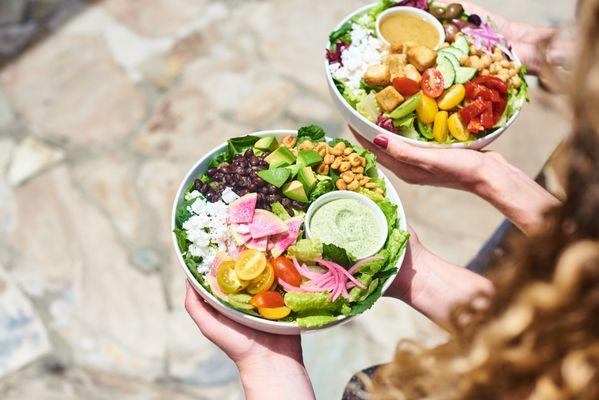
[{"left": 0, "top": 1, "right": 574, "bottom": 399}]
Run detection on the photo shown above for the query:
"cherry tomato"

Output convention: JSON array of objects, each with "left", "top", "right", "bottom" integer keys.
[
  {"left": 251, "top": 291, "right": 285, "bottom": 308},
  {"left": 392, "top": 77, "right": 420, "bottom": 96},
  {"left": 421, "top": 68, "right": 444, "bottom": 98},
  {"left": 448, "top": 113, "right": 469, "bottom": 141},
  {"left": 258, "top": 306, "right": 291, "bottom": 320},
  {"left": 246, "top": 261, "right": 275, "bottom": 295},
  {"left": 437, "top": 84, "right": 466, "bottom": 110},
  {"left": 432, "top": 111, "right": 449, "bottom": 143},
  {"left": 234, "top": 249, "right": 267, "bottom": 281},
  {"left": 217, "top": 261, "right": 247, "bottom": 294},
  {"left": 473, "top": 76, "right": 508, "bottom": 97},
  {"left": 271, "top": 256, "right": 302, "bottom": 287},
  {"left": 416, "top": 94, "right": 438, "bottom": 124}
]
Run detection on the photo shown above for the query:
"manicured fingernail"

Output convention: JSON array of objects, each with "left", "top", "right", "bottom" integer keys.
[{"left": 373, "top": 136, "right": 388, "bottom": 149}]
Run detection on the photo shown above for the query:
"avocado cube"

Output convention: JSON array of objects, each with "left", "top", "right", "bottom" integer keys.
[
  {"left": 282, "top": 180, "right": 308, "bottom": 203},
  {"left": 270, "top": 160, "right": 291, "bottom": 168},
  {"left": 265, "top": 147, "right": 296, "bottom": 166},
  {"left": 286, "top": 164, "right": 302, "bottom": 179},
  {"left": 296, "top": 149, "right": 323, "bottom": 167},
  {"left": 257, "top": 168, "right": 291, "bottom": 188},
  {"left": 254, "top": 136, "right": 279, "bottom": 152},
  {"left": 297, "top": 166, "right": 317, "bottom": 194}
]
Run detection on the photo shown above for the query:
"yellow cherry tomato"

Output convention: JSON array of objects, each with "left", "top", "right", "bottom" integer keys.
[
  {"left": 246, "top": 261, "right": 275, "bottom": 295},
  {"left": 217, "top": 261, "right": 247, "bottom": 294},
  {"left": 433, "top": 111, "right": 449, "bottom": 143},
  {"left": 437, "top": 84, "right": 466, "bottom": 111},
  {"left": 448, "top": 113, "right": 469, "bottom": 141},
  {"left": 258, "top": 306, "right": 291, "bottom": 320},
  {"left": 416, "top": 94, "right": 438, "bottom": 124},
  {"left": 234, "top": 249, "right": 267, "bottom": 281}
]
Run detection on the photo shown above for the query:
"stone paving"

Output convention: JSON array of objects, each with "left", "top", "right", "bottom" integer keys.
[{"left": 0, "top": 1, "right": 575, "bottom": 399}]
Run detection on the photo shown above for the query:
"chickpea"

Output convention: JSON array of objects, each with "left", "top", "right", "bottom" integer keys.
[
  {"left": 339, "top": 161, "right": 351, "bottom": 172},
  {"left": 510, "top": 75, "right": 522, "bottom": 88},
  {"left": 459, "top": 54, "right": 468, "bottom": 65},
  {"left": 341, "top": 171, "right": 355, "bottom": 183},
  {"left": 489, "top": 63, "right": 499, "bottom": 74},
  {"left": 497, "top": 73, "right": 509, "bottom": 82},
  {"left": 323, "top": 154, "right": 335, "bottom": 165},
  {"left": 331, "top": 157, "right": 342, "bottom": 170},
  {"left": 316, "top": 163, "right": 329, "bottom": 175},
  {"left": 481, "top": 69, "right": 490, "bottom": 76},
  {"left": 481, "top": 54, "right": 492, "bottom": 68},
  {"left": 336, "top": 179, "right": 347, "bottom": 190},
  {"left": 492, "top": 51, "right": 503, "bottom": 62},
  {"left": 281, "top": 135, "right": 296, "bottom": 148},
  {"left": 508, "top": 68, "right": 517, "bottom": 78},
  {"left": 500, "top": 60, "right": 510, "bottom": 68},
  {"left": 347, "top": 180, "right": 360, "bottom": 191}
]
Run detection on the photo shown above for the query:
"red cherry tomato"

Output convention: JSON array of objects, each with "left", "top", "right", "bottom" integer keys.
[
  {"left": 421, "top": 68, "right": 444, "bottom": 98},
  {"left": 392, "top": 77, "right": 420, "bottom": 96},
  {"left": 251, "top": 291, "right": 285, "bottom": 308},
  {"left": 271, "top": 256, "right": 302, "bottom": 287}
]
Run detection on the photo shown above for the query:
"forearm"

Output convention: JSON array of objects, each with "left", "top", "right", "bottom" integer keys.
[
  {"left": 474, "top": 158, "right": 560, "bottom": 235},
  {"left": 238, "top": 353, "right": 315, "bottom": 400},
  {"left": 386, "top": 239, "right": 493, "bottom": 325}
]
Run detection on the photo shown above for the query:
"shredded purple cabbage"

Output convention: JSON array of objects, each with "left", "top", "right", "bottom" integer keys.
[
  {"left": 393, "top": 0, "right": 429, "bottom": 11},
  {"left": 326, "top": 41, "right": 350, "bottom": 65},
  {"left": 377, "top": 115, "right": 398, "bottom": 133}
]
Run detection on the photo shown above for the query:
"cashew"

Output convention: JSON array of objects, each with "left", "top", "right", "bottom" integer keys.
[
  {"left": 336, "top": 179, "right": 347, "bottom": 190},
  {"left": 343, "top": 147, "right": 353, "bottom": 156},
  {"left": 347, "top": 180, "right": 360, "bottom": 191},
  {"left": 359, "top": 177, "right": 370, "bottom": 186},
  {"left": 365, "top": 182, "right": 377, "bottom": 189},
  {"left": 298, "top": 140, "right": 314, "bottom": 150},
  {"left": 329, "top": 142, "right": 346, "bottom": 156},
  {"left": 352, "top": 166, "right": 364, "bottom": 174},
  {"left": 360, "top": 157, "right": 366, "bottom": 167},
  {"left": 316, "top": 163, "right": 329, "bottom": 175},
  {"left": 339, "top": 161, "right": 351, "bottom": 172},
  {"left": 281, "top": 135, "right": 296, "bottom": 148},
  {"left": 341, "top": 171, "right": 355, "bottom": 184},
  {"left": 373, "top": 188, "right": 385, "bottom": 195},
  {"left": 355, "top": 174, "right": 364, "bottom": 181},
  {"left": 323, "top": 154, "right": 335, "bottom": 165},
  {"left": 348, "top": 153, "right": 361, "bottom": 167},
  {"left": 317, "top": 148, "right": 326, "bottom": 157},
  {"left": 331, "top": 157, "right": 342, "bottom": 170}
]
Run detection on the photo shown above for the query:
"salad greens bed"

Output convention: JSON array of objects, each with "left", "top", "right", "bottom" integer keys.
[
  {"left": 327, "top": 0, "right": 529, "bottom": 144},
  {"left": 174, "top": 125, "right": 408, "bottom": 328}
]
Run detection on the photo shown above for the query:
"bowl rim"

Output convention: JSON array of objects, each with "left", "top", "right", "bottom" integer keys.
[
  {"left": 304, "top": 190, "right": 388, "bottom": 259},
  {"left": 171, "top": 129, "right": 407, "bottom": 331},
  {"left": 324, "top": 2, "right": 523, "bottom": 149},
  {"left": 375, "top": 6, "right": 446, "bottom": 49}
]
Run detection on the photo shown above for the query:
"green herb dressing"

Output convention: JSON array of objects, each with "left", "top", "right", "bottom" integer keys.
[{"left": 309, "top": 198, "right": 384, "bottom": 259}]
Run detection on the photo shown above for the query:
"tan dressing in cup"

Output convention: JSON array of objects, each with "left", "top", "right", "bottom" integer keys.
[{"left": 380, "top": 12, "right": 440, "bottom": 48}]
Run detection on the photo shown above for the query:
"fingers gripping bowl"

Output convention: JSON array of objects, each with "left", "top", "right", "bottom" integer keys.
[
  {"left": 325, "top": 1, "right": 529, "bottom": 149},
  {"left": 172, "top": 126, "right": 408, "bottom": 335}
]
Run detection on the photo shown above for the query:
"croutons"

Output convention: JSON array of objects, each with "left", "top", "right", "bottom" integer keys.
[
  {"left": 390, "top": 42, "right": 407, "bottom": 54},
  {"left": 407, "top": 45, "right": 437, "bottom": 71},
  {"left": 375, "top": 86, "right": 404, "bottom": 112},
  {"left": 364, "top": 64, "right": 391, "bottom": 87},
  {"left": 384, "top": 54, "right": 407, "bottom": 80},
  {"left": 403, "top": 64, "right": 422, "bottom": 84}
]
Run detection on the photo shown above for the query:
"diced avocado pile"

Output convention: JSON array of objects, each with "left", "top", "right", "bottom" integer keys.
[
  {"left": 436, "top": 35, "right": 477, "bottom": 89},
  {"left": 255, "top": 137, "right": 323, "bottom": 203}
]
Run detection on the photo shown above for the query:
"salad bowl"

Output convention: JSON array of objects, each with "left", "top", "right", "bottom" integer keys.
[
  {"left": 172, "top": 128, "right": 408, "bottom": 335},
  {"left": 325, "top": 1, "right": 528, "bottom": 149}
]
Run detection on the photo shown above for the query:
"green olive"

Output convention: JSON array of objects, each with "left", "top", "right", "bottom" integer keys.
[
  {"left": 430, "top": 6, "right": 446, "bottom": 20},
  {"left": 445, "top": 3, "right": 465, "bottom": 20}
]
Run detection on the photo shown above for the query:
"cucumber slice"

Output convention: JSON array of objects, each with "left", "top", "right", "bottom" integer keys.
[
  {"left": 439, "top": 47, "right": 465, "bottom": 60},
  {"left": 455, "top": 67, "right": 477, "bottom": 84},
  {"left": 388, "top": 92, "right": 423, "bottom": 119},
  {"left": 417, "top": 120, "right": 434, "bottom": 140},
  {"left": 453, "top": 34, "right": 470, "bottom": 55},
  {"left": 438, "top": 51, "right": 461, "bottom": 71},
  {"left": 436, "top": 56, "right": 455, "bottom": 89}
]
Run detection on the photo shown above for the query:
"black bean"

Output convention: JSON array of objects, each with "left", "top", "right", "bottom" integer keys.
[
  {"left": 259, "top": 186, "right": 269, "bottom": 194},
  {"left": 242, "top": 167, "right": 251, "bottom": 175},
  {"left": 213, "top": 172, "right": 223, "bottom": 180},
  {"left": 220, "top": 165, "right": 230, "bottom": 174},
  {"left": 261, "top": 152, "right": 270, "bottom": 159},
  {"left": 255, "top": 177, "right": 265, "bottom": 187},
  {"left": 224, "top": 175, "right": 232, "bottom": 184},
  {"left": 267, "top": 185, "right": 277, "bottom": 194},
  {"left": 259, "top": 161, "right": 269, "bottom": 168},
  {"left": 248, "top": 183, "right": 257, "bottom": 192},
  {"left": 257, "top": 193, "right": 265, "bottom": 202},
  {"left": 194, "top": 179, "right": 203, "bottom": 191},
  {"left": 207, "top": 167, "right": 217, "bottom": 177},
  {"left": 238, "top": 189, "right": 249, "bottom": 196},
  {"left": 281, "top": 198, "right": 291, "bottom": 207},
  {"left": 237, "top": 159, "right": 247, "bottom": 168},
  {"left": 285, "top": 206, "right": 294, "bottom": 215},
  {"left": 249, "top": 156, "right": 260, "bottom": 166},
  {"left": 235, "top": 167, "right": 245, "bottom": 175}
]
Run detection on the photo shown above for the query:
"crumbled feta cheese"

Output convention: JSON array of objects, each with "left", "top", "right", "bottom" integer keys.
[
  {"left": 182, "top": 198, "right": 230, "bottom": 274},
  {"left": 185, "top": 190, "right": 201, "bottom": 201},
  {"left": 329, "top": 23, "right": 386, "bottom": 91},
  {"left": 221, "top": 187, "right": 239, "bottom": 204}
]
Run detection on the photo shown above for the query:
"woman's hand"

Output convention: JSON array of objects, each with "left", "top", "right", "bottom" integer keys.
[
  {"left": 353, "top": 131, "right": 560, "bottom": 234},
  {"left": 184, "top": 281, "right": 315, "bottom": 400},
  {"left": 436, "top": 0, "right": 558, "bottom": 73}
]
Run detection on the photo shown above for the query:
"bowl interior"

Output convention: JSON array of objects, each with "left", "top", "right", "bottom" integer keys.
[
  {"left": 171, "top": 130, "right": 408, "bottom": 333},
  {"left": 376, "top": 6, "right": 445, "bottom": 49},
  {"left": 325, "top": 2, "right": 524, "bottom": 149}
]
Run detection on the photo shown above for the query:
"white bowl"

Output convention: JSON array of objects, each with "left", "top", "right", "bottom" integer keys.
[
  {"left": 325, "top": 3, "right": 523, "bottom": 150},
  {"left": 376, "top": 6, "right": 445, "bottom": 49},
  {"left": 171, "top": 130, "right": 408, "bottom": 335},
  {"left": 305, "top": 191, "right": 388, "bottom": 259}
]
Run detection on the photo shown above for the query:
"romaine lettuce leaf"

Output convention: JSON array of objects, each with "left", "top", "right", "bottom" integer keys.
[
  {"left": 296, "top": 315, "right": 338, "bottom": 328},
  {"left": 383, "top": 229, "right": 410, "bottom": 272},
  {"left": 284, "top": 292, "right": 345, "bottom": 313},
  {"left": 322, "top": 243, "right": 355, "bottom": 269},
  {"left": 297, "top": 125, "right": 326, "bottom": 143},
  {"left": 287, "top": 238, "right": 323, "bottom": 262},
  {"left": 227, "top": 135, "right": 259, "bottom": 158},
  {"left": 356, "top": 92, "right": 381, "bottom": 123},
  {"left": 309, "top": 178, "right": 334, "bottom": 202},
  {"left": 357, "top": 188, "right": 398, "bottom": 233}
]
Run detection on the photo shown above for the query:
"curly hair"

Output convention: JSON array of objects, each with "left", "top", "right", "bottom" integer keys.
[{"left": 369, "top": 1, "right": 599, "bottom": 399}]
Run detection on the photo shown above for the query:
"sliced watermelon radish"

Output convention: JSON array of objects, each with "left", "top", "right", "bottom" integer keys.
[
  {"left": 228, "top": 193, "right": 257, "bottom": 224},
  {"left": 226, "top": 238, "right": 243, "bottom": 260},
  {"left": 270, "top": 216, "right": 304, "bottom": 258},
  {"left": 245, "top": 236, "right": 268, "bottom": 252},
  {"left": 232, "top": 223, "right": 250, "bottom": 234},
  {"left": 231, "top": 229, "right": 252, "bottom": 246},
  {"left": 249, "top": 209, "right": 288, "bottom": 239}
]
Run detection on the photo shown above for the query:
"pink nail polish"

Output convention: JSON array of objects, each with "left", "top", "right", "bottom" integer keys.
[{"left": 373, "top": 136, "right": 388, "bottom": 149}]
